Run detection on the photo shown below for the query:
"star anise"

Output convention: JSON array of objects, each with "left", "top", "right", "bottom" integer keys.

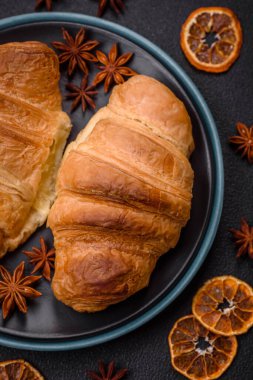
[
  {"left": 229, "top": 122, "right": 253, "bottom": 164},
  {"left": 23, "top": 237, "right": 55, "bottom": 281},
  {"left": 35, "top": 0, "right": 57, "bottom": 11},
  {"left": 0, "top": 262, "right": 42, "bottom": 319},
  {"left": 93, "top": 43, "right": 137, "bottom": 93},
  {"left": 66, "top": 76, "right": 98, "bottom": 113},
  {"left": 52, "top": 28, "right": 100, "bottom": 76},
  {"left": 97, "top": 0, "right": 125, "bottom": 17},
  {"left": 230, "top": 218, "right": 253, "bottom": 258},
  {"left": 87, "top": 361, "right": 128, "bottom": 380}
]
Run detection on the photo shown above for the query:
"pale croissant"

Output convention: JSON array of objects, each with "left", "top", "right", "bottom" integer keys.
[
  {"left": 48, "top": 75, "right": 194, "bottom": 312},
  {"left": 0, "top": 42, "right": 71, "bottom": 257}
]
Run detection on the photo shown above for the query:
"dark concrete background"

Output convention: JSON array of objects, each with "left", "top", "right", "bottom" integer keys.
[{"left": 0, "top": 1, "right": 253, "bottom": 379}]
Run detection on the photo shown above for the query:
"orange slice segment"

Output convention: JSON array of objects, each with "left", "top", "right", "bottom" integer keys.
[
  {"left": 180, "top": 7, "right": 242, "bottom": 72},
  {"left": 192, "top": 276, "right": 253, "bottom": 336},
  {"left": 168, "top": 315, "right": 237, "bottom": 380},
  {"left": 0, "top": 359, "right": 44, "bottom": 379}
]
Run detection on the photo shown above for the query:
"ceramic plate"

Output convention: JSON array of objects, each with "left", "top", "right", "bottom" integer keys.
[{"left": 0, "top": 13, "right": 223, "bottom": 350}]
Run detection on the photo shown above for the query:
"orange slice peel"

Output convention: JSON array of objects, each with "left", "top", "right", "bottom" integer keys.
[
  {"left": 192, "top": 275, "right": 253, "bottom": 336},
  {"left": 0, "top": 359, "right": 44, "bottom": 379},
  {"left": 180, "top": 7, "right": 242, "bottom": 73},
  {"left": 168, "top": 314, "right": 237, "bottom": 380}
]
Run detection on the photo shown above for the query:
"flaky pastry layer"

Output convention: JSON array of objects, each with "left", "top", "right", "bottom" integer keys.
[{"left": 0, "top": 42, "right": 71, "bottom": 256}]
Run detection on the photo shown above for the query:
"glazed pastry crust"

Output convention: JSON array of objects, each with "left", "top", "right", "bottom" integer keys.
[
  {"left": 0, "top": 41, "right": 71, "bottom": 256},
  {"left": 48, "top": 75, "right": 194, "bottom": 312}
]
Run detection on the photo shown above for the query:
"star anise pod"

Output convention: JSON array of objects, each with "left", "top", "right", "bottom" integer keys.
[
  {"left": 229, "top": 218, "right": 253, "bottom": 258},
  {"left": 93, "top": 43, "right": 137, "bottom": 93},
  {"left": 229, "top": 122, "right": 253, "bottom": 164},
  {"left": 52, "top": 28, "right": 100, "bottom": 76},
  {"left": 87, "top": 361, "right": 128, "bottom": 380},
  {"left": 97, "top": 0, "right": 125, "bottom": 17},
  {"left": 23, "top": 237, "right": 55, "bottom": 281},
  {"left": 0, "top": 262, "right": 42, "bottom": 319},
  {"left": 35, "top": 0, "right": 57, "bottom": 11},
  {"left": 66, "top": 76, "right": 98, "bottom": 113}
]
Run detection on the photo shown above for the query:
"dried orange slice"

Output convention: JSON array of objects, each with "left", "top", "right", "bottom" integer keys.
[
  {"left": 168, "top": 315, "right": 237, "bottom": 380},
  {"left": 0, "top": 359, "right": 44, "bottom": 379},
  {"left": 180, "top": 7, "right": 242, "bottom": 72},
  {"left": 192, "top": 276, "right": 253, "bottom": 336}
]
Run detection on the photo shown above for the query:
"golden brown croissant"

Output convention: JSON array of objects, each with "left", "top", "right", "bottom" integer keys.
[
  {"left": 48, "top": 75, "right": 194, "bottom": 312},
  {"left": 0, "top": 42, "right": 71, "bottom": 257}
]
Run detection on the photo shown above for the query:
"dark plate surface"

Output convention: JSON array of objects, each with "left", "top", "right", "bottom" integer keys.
[{"left": 0, "top": 14, "right": 222, "bottom": 345}]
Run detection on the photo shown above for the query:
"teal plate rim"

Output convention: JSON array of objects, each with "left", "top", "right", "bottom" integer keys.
[{"left": 0, "top": 12, "right": 224, "bottom": 351}]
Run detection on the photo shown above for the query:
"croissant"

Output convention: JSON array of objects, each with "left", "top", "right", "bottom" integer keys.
[
  {"left": 0, "top": 42, "right": 71, "bottom": 257},
  {"left": 48, "top": 75, "right": 194, "bottom": 312}
]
